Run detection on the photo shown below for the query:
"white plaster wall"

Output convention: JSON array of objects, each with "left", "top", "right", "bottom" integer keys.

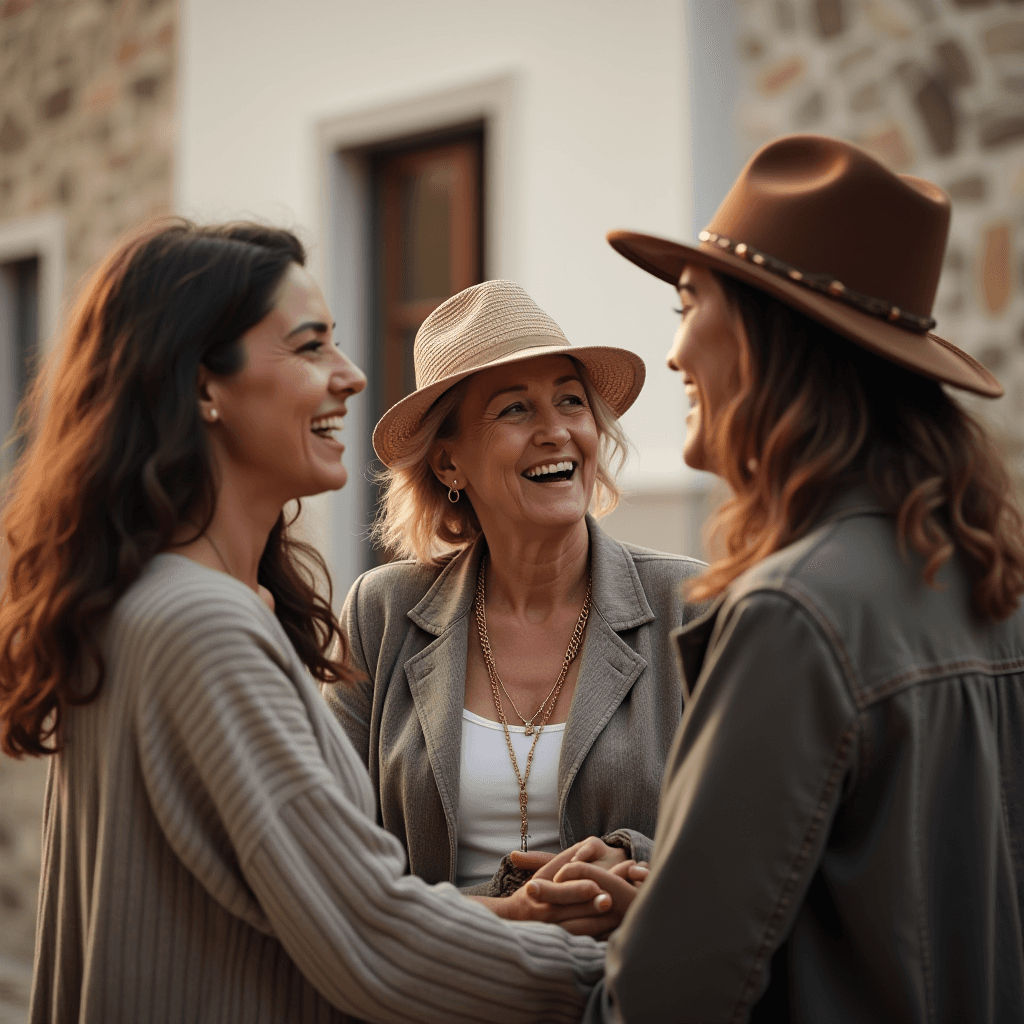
[{"left": 176, "top": 0, "right": 701, "bottom": 583}]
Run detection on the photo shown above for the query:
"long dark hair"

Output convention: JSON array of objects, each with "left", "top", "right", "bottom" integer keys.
[
  {"left": 0, "top": 219, "right": 355, "bottom": 757},
  {"left": 692, "top": 273, "right": 1024, "bottom": 621}
]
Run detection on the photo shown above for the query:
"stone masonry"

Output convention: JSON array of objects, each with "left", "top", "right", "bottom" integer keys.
[
  {"left": 0, "top": 0, "right": 176, "bottom": 1019},
  {"left": 735, "top": 0, "right": 1024, "bottom": 484},
  {"left": 0, "top": 0, "right": 176, "bottom": 287}
]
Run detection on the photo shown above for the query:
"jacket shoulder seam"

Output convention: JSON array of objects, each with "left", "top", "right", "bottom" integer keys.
[
  {"left": 870, "top": 655, "right": 1024, "bottom": 702},
  {"left": 728, "top": 582, "right": 867, "bottom": 710}
]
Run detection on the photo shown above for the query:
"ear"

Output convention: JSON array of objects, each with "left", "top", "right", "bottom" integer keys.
[
  {"left": 428, "top": 442, "right": 459, "bottom": 489},
  {"left": 196, "top": 364, "right": 222, "bottom": 425}
]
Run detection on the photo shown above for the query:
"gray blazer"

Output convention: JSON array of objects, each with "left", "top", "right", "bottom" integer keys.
[{"left": 324, "top": 516, "right": 705, "bottom": 886}]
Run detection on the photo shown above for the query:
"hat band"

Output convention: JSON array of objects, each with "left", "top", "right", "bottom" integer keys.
[{"left": 698, "top": 230, "right": 937, "bottom": 334}]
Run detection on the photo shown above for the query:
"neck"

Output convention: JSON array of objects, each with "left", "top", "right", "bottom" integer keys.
[
  {"left": 479, "top": 517, "right": 591, "bottom": 621},
  {"left": 169, "top": 474, "right": 284, "bottom": 593}
]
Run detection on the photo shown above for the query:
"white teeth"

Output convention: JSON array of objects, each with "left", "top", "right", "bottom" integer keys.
[
  {"left": 311, "top": 415, "right": 344, "bottom": 434},
  {"left": 524, "top": 460, "right": 576, "bottom": 478}
]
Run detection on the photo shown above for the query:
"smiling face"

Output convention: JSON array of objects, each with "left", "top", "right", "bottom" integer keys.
[
  {"left": 200, "top": 262, "right": 367, "bottom": 506},
  {"left": 667, "top": 264, "right": 745, "bottom": 473},
  {"left": 432, "top": 354, "right": 599, "bottom": 538}
]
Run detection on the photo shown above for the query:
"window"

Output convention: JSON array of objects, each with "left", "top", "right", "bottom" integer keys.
[
  {"left": 371, "top": 127, "right": 484, "bottom": 422},
  {"left": 0, "top": 255, "right": 40, "bottom": 476}
]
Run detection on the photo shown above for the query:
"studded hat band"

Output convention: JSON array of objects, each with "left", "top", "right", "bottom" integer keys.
[{"left": 699, "top": 230, "right": 937, "bottom": 334}]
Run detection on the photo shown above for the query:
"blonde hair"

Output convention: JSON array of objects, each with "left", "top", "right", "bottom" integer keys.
[{"left": 371, "top": 359, "right": 629, "bottom": 564}]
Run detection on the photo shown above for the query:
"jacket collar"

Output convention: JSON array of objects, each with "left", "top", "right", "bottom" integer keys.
[
  {"left": 818, "top": 480, "right": 885, "bottom": 522},
  {"left": 672, "top": 481, "right": 887, "bottom": 702},
  {"left": 407, "top": 513, "right": 655, "bottom": 635}
]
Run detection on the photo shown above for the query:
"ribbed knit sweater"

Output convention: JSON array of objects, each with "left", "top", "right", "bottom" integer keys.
[{"left": 29, "top": 554, "right": 604, "bottom": 1023}]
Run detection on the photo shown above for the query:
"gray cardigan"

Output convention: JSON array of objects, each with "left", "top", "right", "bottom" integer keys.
[
  {"left": 30, "top": 555, "right": 604, "bottom": 1024},
  {"left": 324, "top": 517, "right": 705, "bottom": 886}
]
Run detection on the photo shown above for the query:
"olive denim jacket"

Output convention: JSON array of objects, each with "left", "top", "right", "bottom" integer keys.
[
  {"left": 324, "top": 517, "right": 705, "bottom": 888},
  {"left": 587, "top": 488, "right": 1024, "bottom": 1024}
]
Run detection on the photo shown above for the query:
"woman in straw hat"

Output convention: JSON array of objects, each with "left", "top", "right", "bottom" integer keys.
[
  {"left": 585, "top": 134, "right": 1024, "bottom": 1021},
  {"left": 324, "top": 279, "right": 704, "bottom": 934},
  {"left": 0, "top": 221, "right": 609, "bottom": 1024}
]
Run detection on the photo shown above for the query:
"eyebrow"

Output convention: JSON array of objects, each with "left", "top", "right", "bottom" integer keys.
[
  {"left": 285, "top": 320, "right": 335, "bottom": 339},
  {"left": 677, "top": 283, "right": 696, "bottom": 296},
  {"left": 485, "top": 374, "right": 582, "bottom": 404}
]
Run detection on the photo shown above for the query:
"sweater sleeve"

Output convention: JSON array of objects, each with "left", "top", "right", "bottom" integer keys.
[{"left": 134, "top": 574, "right": 603, "bottom": 1023}]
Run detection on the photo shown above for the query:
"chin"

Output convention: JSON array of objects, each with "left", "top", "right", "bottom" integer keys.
[
  {"left": 526, "top": 501, "right": 590, "bottom": 531},
  {"left": 296, "top": 466, "right": 349, "bottom": 498},
  {"left": 682, "top": 431, "right": 709, "bottom": 472}
]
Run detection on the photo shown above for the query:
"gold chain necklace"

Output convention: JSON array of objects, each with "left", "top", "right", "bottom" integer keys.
[{"left": 473, "top": 554, "right": 592, "bottom": 852}]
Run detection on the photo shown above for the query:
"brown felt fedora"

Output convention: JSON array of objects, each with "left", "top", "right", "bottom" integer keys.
[
  {"left": 372, "top": 280, "right": 646, "bottom": 466},
  {"left": 608, "top": 133, "right": 1002, "bottom": 398}
]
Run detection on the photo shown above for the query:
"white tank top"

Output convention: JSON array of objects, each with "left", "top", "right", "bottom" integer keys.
[{"left": 456, "top": 709, "right": 565, "bottom": 888}]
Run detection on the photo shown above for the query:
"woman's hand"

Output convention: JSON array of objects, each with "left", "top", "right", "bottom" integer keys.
[
  {"left": 470, "top": 842, "right": 612, "bottom": 933},
  {"left": 549, "top": 858, "right": 648, "bottom": 939},
  {"left": 507, "top": 835, "right": 628, "bottom": 875},
  {"left": 470, "top": 840, "right": 647, "bottom": 937},
  {"left": 565, "top": 835, "right": 629, "bottom": 872}
]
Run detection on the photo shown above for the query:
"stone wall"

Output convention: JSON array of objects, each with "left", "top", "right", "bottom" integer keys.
[
  {"left": 0, "top": 0, "right": 176, "bottom": 289},
  {"left": 0, "top": 0, "right": 176, "bottom": 1018},
  {"left": 735, "top": 0, "right": 1024, "bottom": 481}
]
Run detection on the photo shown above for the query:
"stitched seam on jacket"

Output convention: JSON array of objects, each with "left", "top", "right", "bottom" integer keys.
[
  {"left": 871, "top": 656, "right": 1024, "bottom": 702},
  {"left": 732, "top": 719, "right": 859, "bottom": 1023},
  {"left": 911, "top": 686, "right": 936, "bottom": 1024},
  {"left": 775, "top": 581, "right": 866, "bottom": 708}
]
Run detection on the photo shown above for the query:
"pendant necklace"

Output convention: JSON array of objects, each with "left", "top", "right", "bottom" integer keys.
[{"left": 473, "top": 554, "right": 592, "bottom": 852}]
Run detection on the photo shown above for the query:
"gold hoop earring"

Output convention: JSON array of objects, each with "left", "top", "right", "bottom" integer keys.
[{"left": 448, "top": 480, "right": 460, "bottom": 504}]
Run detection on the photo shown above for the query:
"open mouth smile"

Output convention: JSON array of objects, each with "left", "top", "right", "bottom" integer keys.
[
  {"left": 311, "top": 413, "right": 344, "bottom": 442},
  {"left": 522, "top": 460, "right": 578, "bottom": 482}
]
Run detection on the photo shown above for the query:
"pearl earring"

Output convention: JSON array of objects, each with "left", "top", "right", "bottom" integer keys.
[
  {"left": 208, "top": 409, "right": 218, "bottom": 422},
  {"left": 746, "top": 457, "right": 758, "bottom": 473}
]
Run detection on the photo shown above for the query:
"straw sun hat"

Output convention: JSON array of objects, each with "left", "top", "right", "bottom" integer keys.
[
  {"left": 372, "top": 280, "right": 646, "bottom": 467},
  {"left": 608, "top": 133, "right": 1002, "bottom": 399}
]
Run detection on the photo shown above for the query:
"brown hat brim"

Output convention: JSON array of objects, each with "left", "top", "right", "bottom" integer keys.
[
  {"left": 372, "top": 340, "right": 646, "bottom": 467},
  {"left": 607, "top": 229, "right": 1002, "bottom": 399}
]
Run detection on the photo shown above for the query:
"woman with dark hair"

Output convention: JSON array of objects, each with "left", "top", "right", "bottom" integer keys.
[
  {"left": 0, "top": 220, "right": 608, "bottom": 1024},
  {"left": 588, "top": 135, "right": 1024, "bottom": 1022}
]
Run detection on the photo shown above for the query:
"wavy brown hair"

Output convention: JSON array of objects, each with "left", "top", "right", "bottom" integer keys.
[
  {"left": 692, "top": 273, "right": 1024, "bottom": 621},
  {"left": 0, "top": 219, "right": 355, "bottom": 758}
]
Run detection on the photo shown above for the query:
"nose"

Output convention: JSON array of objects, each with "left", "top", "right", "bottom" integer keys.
[
  {"left": 330, "top": 350, "right": 367, "bottom": 396},
  {"left": 534, "top": 404, "right": 571, "bottom": 446},
  {"left": 666, "top": 322, "right": 684, "bottom": 373}
]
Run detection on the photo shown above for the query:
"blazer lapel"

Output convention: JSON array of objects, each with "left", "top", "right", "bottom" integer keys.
[
  {"left": 403, "top": 540, "right": 483, "bottom": 880},
  {"left": 404, "top": 619, "right": 470, "bottom": 880},
  {"left": 558, "top": 519, "right": 652, "bottom": 839}
]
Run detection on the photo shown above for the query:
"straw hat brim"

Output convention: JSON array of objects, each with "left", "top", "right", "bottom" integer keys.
[
  {"left": 372, "top": 339, "right": 646, "bottom": 467},
  {"left": 607, "top": 230, "right": 1002, "bottom": 399}
]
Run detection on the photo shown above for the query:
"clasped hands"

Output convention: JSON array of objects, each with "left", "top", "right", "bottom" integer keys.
[{"left": 471, "top": 837, "right": 649, "bottom": 939}]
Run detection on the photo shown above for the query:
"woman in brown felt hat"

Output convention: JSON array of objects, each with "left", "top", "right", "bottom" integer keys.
[
  {"left": 323, "top": 279, "right": 705, "bottom": 936},
  {"left": 585, "top": 134, "right": 1024, "bottom": 1022}
]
